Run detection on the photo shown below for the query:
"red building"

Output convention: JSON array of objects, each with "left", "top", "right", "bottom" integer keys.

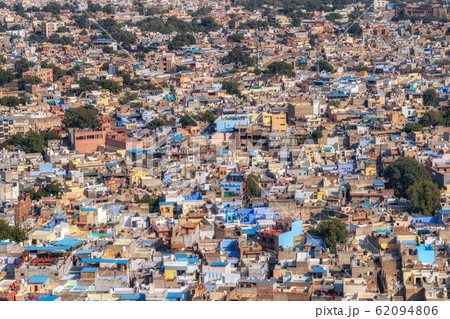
[
  {"left": 69, "top": 128, "right": 108, "bottom": 153},
  {"left": 23, "top": 65, "right": 53, "bottom": 83},
  {"left": 14, "top": 193, "right": 31, "bottom": 224}
]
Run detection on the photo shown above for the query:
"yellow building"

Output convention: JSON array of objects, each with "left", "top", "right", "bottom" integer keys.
[
  {"left": 45, "top": 21, "right": 65, "bottom": 37},
  {"left": 271, "top": 113, "right": 287, "bottom": 133},
  {"left": 160, "top": 202, "right": 174, "bottom": 219},
  {"left": 164, "top": 268, "right": 177, "bottom": 280},
  {"left": 262, "top": 113, "right": 272, "bottom": 127},
  {"left": 130, "top": 169, "right": 148, "bottom": 185},
  {"left": 388, "top": 111, "right": 406, "bottom": 126},
  {"left": 251, "top": 112, "right": 287, "bottom": 132},
  {"left": 28, "top": 229, "right": 56, "bottom": 245},
  {"left": 313, "top": 191, "right": 325, "bottom": 201},
  {"left": 364, "top": 161, "right": 377, "bottom": 176}
]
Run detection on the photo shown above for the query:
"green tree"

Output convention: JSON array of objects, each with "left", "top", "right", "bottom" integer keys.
[
  {"left": 168, "top": 33, "right": 196, "bottom": 51},
  {"left": 120, "top": 93, "right": 138, "bottom": 105},
  {"left": 21, "top": 131, "right": 45, "bottom": 153},
  {"left": 42, "top": 129, "right": 60, "bottom": 141},
  {"left": 64, "top": 104, "right": 100, "bottom": 129},
  {"left": 222, "top": 80, "right": 240, "bottom": 95},
  {"left": 148, "top": 118, "right": 169, "bottom": 131},
  {"left": 98, "top": 18, "right": 136, "bottom": 47},
  {"left": 102, "top": 62, "right": 110, "bottom": 71},
  {"left": 87, "top": 0, "right": 102, "bottom": 12},
  {"left": 9, "top": 224, "right": 27, "bottom": 242},
  {"left": 385, "top": 157, "right": 432, "bottom": 197},
  {"left": 0, "top": 220, "right": 27, "bottom": 242},
  {"left": 292, "top": 17, "right": 301, "bottom": 27},
  {"left": 135, "top": 197, "right": 159, "bottom": 213},
  {"left": 222, "top": 45, "right": 254, "bottom": 66},
  {"left": 348, "top": 10, "right": 363, "bottom": 22},
  {"left": 404, "top": 123, "right": 423, "bottom": 133},
  {"left": 0, "top": 96, "right": 21, "bottom": 107},
  {"left": 67, "top": 65, "right": 81, "bottom": 76},
  {"left": 319, "top": 60, "right": 334, "bottom": 73},
  {"left": 6, "top": 129, "right": 57, "bottom": 153},
  {"left": 405, "top": 180, "right": 441, "bottom": 216},
  {"left": 42, "top": 1, "right": 61, "bottom": 15},
  {"left": 78, "top": 77, "right": 99, "bottom": 91},
  {"left": 266, "top": 61, "right": 294, "bottom": 76},
  {"left": 191, "top": 17, "right": 221, "bottom": 33},
  {"left": 43, "top": 180, "right": 61, "bottom": 197},
  {"left": 0, "top": 68, "right": 14, "bottom": 86},
  {"left": 18, "top": 76, "right": 42, "bottom": 90},
  {"left": 348, "top": 23, "right": 363, "bottom": 37},
  {"left": 28, "top": 32, "right": 47, "bottom": 43},
  {"left": 73, "top": 14, "right": 90, "bottom": 29},
  {"left": 311, "top": 130, "right": 323, "bottom": 140},
  {"left": 130, "top": 102, "right": 143, "bottom": 109},
  {"left": 309, "top": 219, "right": 349, "bottom": 254},
  {"left": 14, "top": 58, "right": 34, "bottom": 78},
  {"left": 26, "top": 187, "right": 45, "bottom": 200},
  {"left": 326, "top": 12, "right": 342, "bottom": 23},
  {"left": 419, "top": 110, "right": 445, "bottom": 127},
  {"left": 200, "top": 111, "right": 217, "bottom": 125},
  {"left": 56, "top": 36, "right": 73, "bottom": 45},
  {"left": 99, "top": 79, "right": 122, "bottom": 94},
  {"left": 180, "top": 113, "right": 198, "bottom": 127},
  {"left": 102, "top": 46, "right": 115, "bottom": 54},
  {"left": 7, "top": 134, "right": 23, "bottom": 146},
  {"left": 423, "top": 88, "right": 438, "bottom": 106},
  {"left": 57, "top": 26, "right": 69, "bottom": 33},
  {"left": 246, "top": 174, "right": 260, "bottom": 198},
  {"left": 102, "top": 4, "right": 115, "bottom": 14},
  {"left": 26, "top": 181, "right": 61, "bottom": 200},
  {"left": 135, "top": 52, "right": 146, "bottom": 60},
  {"left": 229, "top": 33, "right": 244, "bottom": 43},
  {"left": 238, "top": 19, "right": 268, "bottom": 30},
  {"left": 192, "top": 7, "right": 212, "bottom": 17}
]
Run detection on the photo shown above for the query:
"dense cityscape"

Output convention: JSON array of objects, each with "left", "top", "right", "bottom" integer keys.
[{"left": 0, "top": 0, "right": 449, "bottom": 302}]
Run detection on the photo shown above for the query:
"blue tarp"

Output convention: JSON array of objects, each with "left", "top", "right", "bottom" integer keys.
[
  {"left": 166, "top": 292, "right": 186, "bottom": 301},
  {"left": 37, "top": 296, "right": 60, "bottom": 301},
  {"left": 170, "top": 135, "right": 184, "bottom": 141},
  {"left": 373, "top": 179, "right": 384, "bottom": 187},
  {"left": 53, "top": 238, "right": 83, "bottom": 247},
  {"left": 313, "top": 267, "right": 327, "bottom": 274},
  {"left": 119, "top": 294, "right": 145, "bottom": 301},
  {"left": 28, "top": 276, "right": 49, "bottom": 284},
  {"left": 210, "top": 262, "right": 227, "bottom": 266},
  {"left": 306, "top": 238, "right": 324, "bottom": 245},
  {"left": 375, "top": 229, "right": 392, "bottom": 233},
  {"left": 24, "top": 246, "right": 72, "bottom": 252},
  {"left": 76, "top": 249, "right": 94, "bottom": 255},
  {"left": 411, "top": 216, "right": 446, "bottom": 226},
  {"left": 184, "top": 192, "right": 202, "bottom": 200},
  {"left": 80, "top": 258, "right": 129, "bottom": 264},
  {"left": 80, "top": 267, "right": 99, "bottom": 273}
]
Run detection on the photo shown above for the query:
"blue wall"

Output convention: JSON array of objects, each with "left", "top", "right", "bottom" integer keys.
[
  {"left": 279, "top": 221, "right": 303, "bottom": 249},
  {"left": 417, "top": 244, "right": 435, "bottom": 264},
  {"left": 215, "top": 118, "right": 249, "bottom": 132}
]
